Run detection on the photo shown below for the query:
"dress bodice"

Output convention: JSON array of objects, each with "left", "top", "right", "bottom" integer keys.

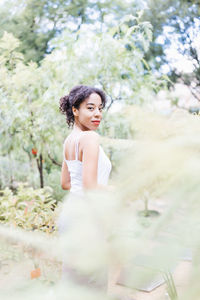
[{"left": 63, "top": 133, "right": 112, "bottom": 194}]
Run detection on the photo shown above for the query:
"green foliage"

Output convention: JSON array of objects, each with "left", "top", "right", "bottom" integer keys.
[
  {"left": 0, "top": 0, "right": 141, "bottom": 64},
  {"left": 100, "top": 111, "right": 134, "bottom": 139},
  {"left": 0, "top": 30, "right": 68, "bottom": 188},
  {"left": 47, "top": 14, "right": 162, "bottom": 106},
  {"left": 0, "top": 184, "right": 57, "bottom": 232},
  {"left": 0, "top": 31, "right": 23, "bottom": 69},
  {"left": 44, "top": 166, "right": 67, "bottom": 201}
]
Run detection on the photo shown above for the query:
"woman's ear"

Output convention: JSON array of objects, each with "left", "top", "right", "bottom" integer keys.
[{"left": 72, "top": 106, "right": 79, "bottom": 117}]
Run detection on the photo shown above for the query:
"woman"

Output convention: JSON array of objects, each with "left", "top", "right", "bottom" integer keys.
[
  {"left": 58, "top": 85, "right": 114, "bottom": 292},
  {"left": 59, "top": 85, "right": 112, "bottom": 194}
]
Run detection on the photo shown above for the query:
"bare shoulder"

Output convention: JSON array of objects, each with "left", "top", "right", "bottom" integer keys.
[
  {"left": 79, "top": 131, "right": 100, "bottom": 146},
  {"left": 64, "top": 132, "right": 72, "bottom": 143}
]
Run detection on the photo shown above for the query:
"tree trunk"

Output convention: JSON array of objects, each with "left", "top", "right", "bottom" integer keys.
[{"left": 36, "top": 154, "right": 44, "bottom": 188}]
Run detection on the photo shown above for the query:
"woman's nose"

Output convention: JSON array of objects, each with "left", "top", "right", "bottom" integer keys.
[{"left": 94, "top": 108, "right": 101, "bottom": 116}]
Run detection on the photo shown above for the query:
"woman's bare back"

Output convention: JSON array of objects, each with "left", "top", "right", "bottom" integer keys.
[{"left": 64, "top": 132, "right": 83, "bottom": 162}]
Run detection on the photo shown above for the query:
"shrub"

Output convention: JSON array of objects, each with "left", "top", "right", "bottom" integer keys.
[{"left": 0, "top": 183, "right": 58, "bottom": 233}]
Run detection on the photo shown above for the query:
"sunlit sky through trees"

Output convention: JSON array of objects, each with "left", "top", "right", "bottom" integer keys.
[{"left": 0, "top": 0, "right": 198, "bottom": 75}]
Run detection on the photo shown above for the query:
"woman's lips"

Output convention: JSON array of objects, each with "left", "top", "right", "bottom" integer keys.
[{"left": 92, "top": 121, "right": 100, "bottom": 125}]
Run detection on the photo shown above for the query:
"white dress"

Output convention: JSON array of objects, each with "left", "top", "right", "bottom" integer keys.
[{"left": 58, "top": 133, "right": 112, "bottom": 233}]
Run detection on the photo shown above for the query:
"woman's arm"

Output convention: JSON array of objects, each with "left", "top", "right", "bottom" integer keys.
[
  {"left": 80, "top": 131, "right": 100, "bottom": 190},
  {"left": 61, "top": 160, "right": 71, "bottom": 190}
]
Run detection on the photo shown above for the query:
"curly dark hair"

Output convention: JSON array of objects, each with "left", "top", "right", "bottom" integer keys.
[{"left": 59, "top": 85, "right": 106, "bottom": 127}]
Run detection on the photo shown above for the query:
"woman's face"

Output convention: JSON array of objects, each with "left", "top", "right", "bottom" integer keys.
[{"left": 73, "top": 93, "right": 103, "bottom": 131}]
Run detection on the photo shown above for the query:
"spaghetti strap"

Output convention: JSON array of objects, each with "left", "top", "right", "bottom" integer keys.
[
  {"left": 63, "top": 135, "right": 81, "bottom": 162},
  {"left": 75, "top": 138, "right": 79, "bottom": 161}
]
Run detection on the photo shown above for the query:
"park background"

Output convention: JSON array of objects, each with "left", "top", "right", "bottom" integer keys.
[{"left": 0, "top": 1, "right": 200, "bottom": 299}]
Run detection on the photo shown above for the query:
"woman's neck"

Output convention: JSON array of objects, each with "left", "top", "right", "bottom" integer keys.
[
  {"left": 73, "top": 123, "right": 83, "bottom": 132},
  {"left": 73, "top": 123, "right": 92, "bottom": 132}
]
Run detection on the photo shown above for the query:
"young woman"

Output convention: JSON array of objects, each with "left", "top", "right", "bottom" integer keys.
[
  {"left": 59, "top": 85, "right": 112, "bottom": 194},
  {"left": 58, "top": 85, "right": 114, "bottom": 289},
  {"left": 58, "top": 85, "right": 122, "bottom": 297}
]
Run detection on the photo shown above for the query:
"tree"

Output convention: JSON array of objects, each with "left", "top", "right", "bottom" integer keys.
[
  {"left": 0, "top": 32, "right": 67, "bottom": 188},
  {"left": 142, "top": 0, "right": 200, "bottom": 101},
  {"left": 45, "top": 13, "right": 164, "bottom": 108},
  {"left": 0, "top": 0, "right": 140, "bottom": 64}
]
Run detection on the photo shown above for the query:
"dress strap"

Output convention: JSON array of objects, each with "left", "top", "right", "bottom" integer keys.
[
  {"left": 75, "top": 138, "right": 79, "bottom": 161},
  {"left": 63, "top": 135, "right": 81, "bottom": 161}
]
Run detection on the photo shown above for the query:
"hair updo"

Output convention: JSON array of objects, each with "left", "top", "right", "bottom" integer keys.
[{"left": 59, "top": 85, "right": 106, "bottom": 127}]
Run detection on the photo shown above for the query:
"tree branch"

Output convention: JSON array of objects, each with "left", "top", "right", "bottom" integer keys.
[
  {"left": 48, "top": 152, "right": 62, "bottom": 167},
  {"left": 189, "top": 87, "right": 200, "bottom": 102}
]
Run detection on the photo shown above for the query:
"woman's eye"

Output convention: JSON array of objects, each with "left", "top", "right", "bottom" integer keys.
[{"left": 88, "top": 107, "right": 103, "bottom": 111}]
